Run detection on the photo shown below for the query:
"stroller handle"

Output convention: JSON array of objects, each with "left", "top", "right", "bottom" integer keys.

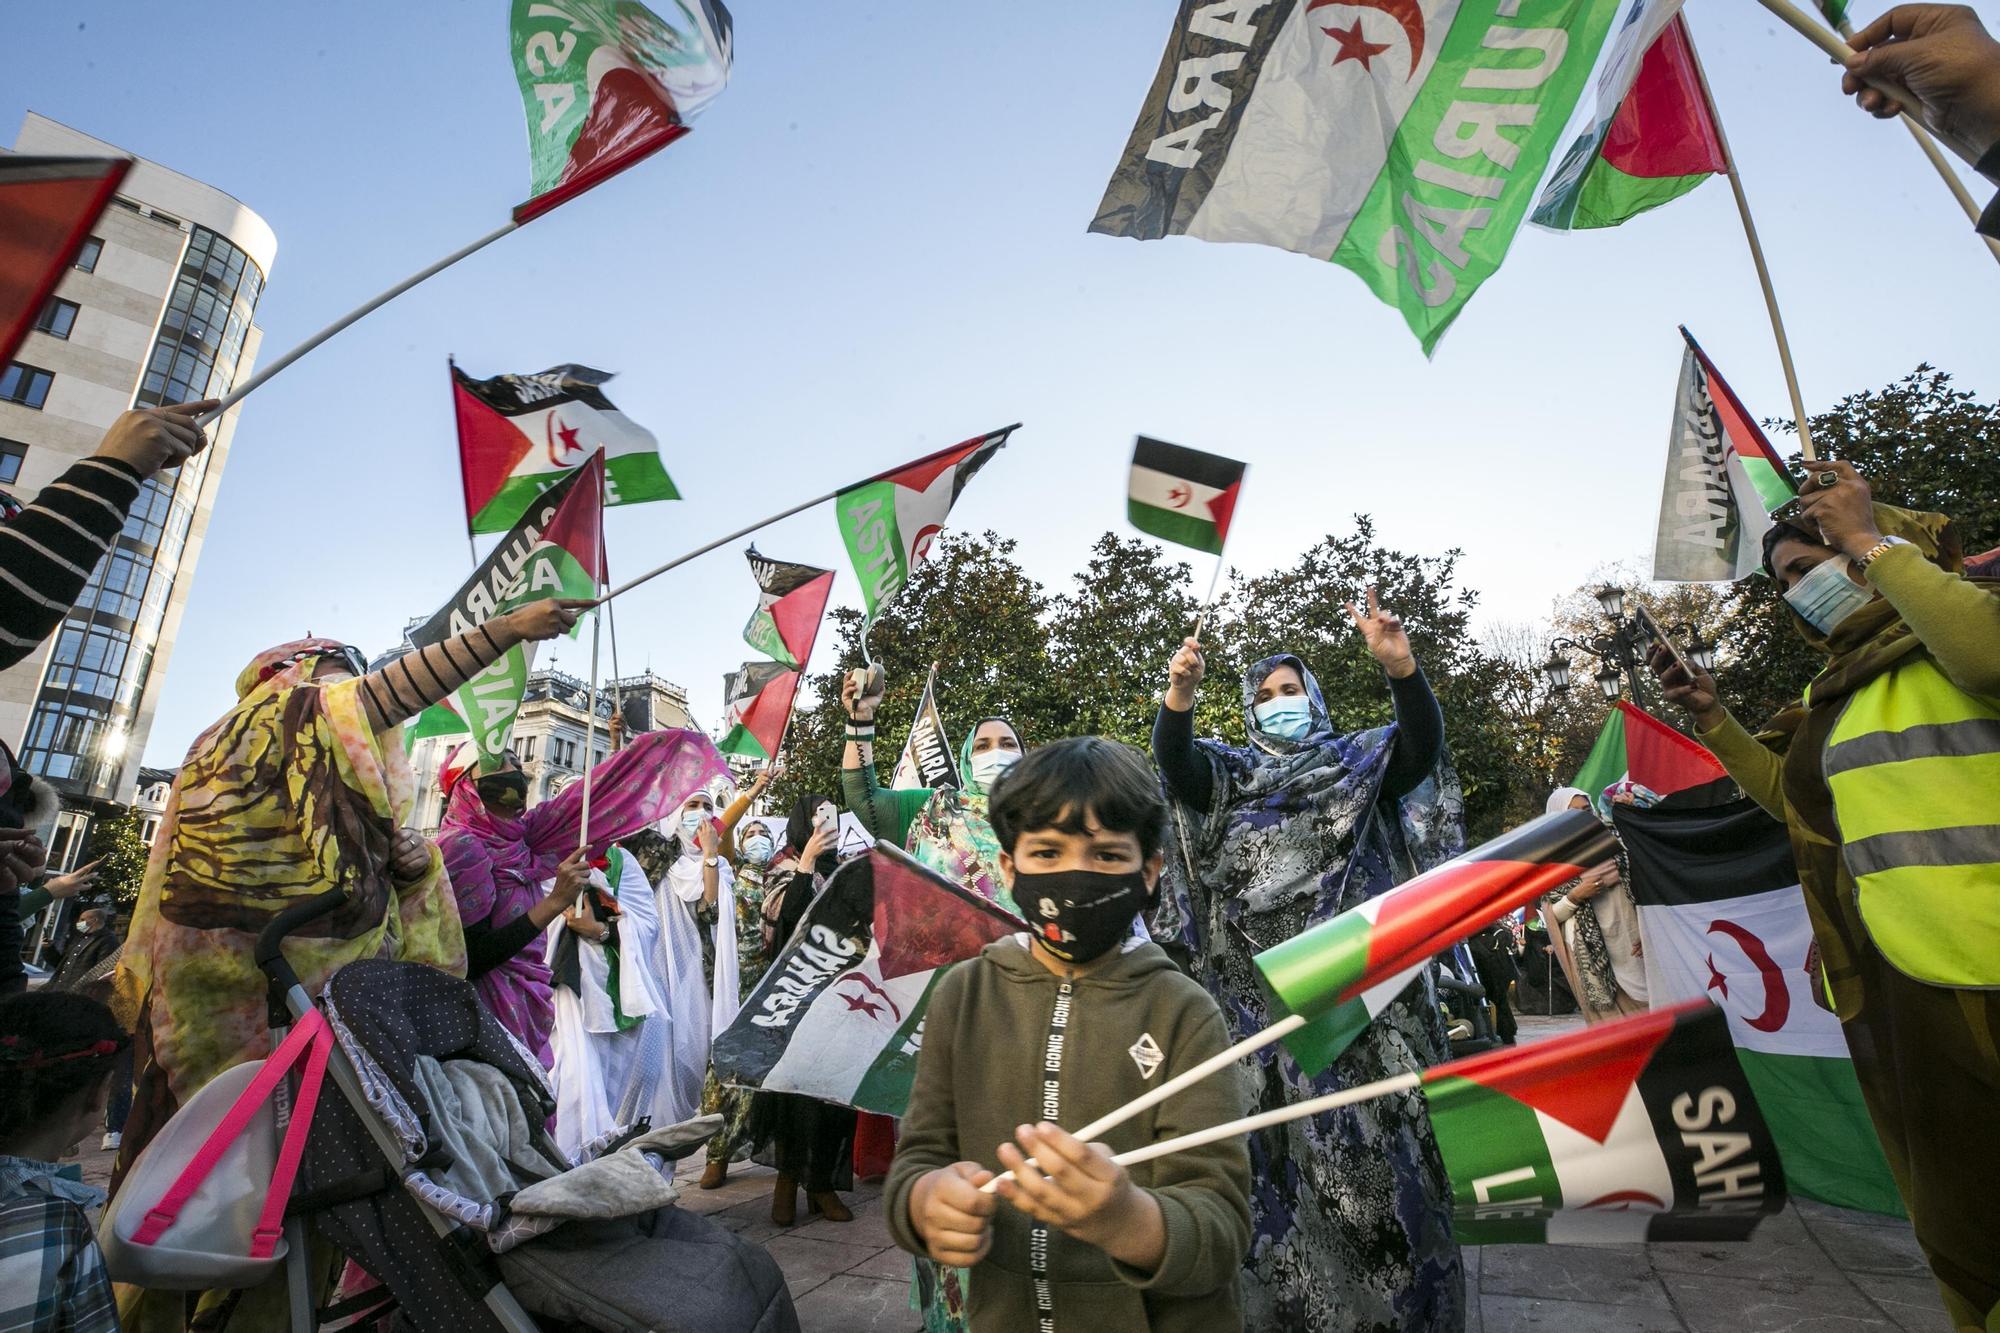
[{"left": 255, "top": 886, "right": 349, "bottom": 979}]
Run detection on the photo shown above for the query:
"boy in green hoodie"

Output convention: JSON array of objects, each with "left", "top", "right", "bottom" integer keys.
[{"left": 886, "top": 736, "right": 1252, "bottom": 1332}]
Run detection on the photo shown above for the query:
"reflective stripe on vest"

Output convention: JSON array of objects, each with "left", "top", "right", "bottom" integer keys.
[{"left": 1823, "top": 655, "right": 2000, "bottom": 989}]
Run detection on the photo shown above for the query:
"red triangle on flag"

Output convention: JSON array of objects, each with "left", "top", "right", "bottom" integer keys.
[
  {"left": 453, "top": 373, "right": 537, "bottom": 522},
  {"left": 1205, "top": 478, "right": 1242, "bottom": 547},
  {"left": 737, "top": 668, "right": 799, "bottom": 760},
  {"left": 1427, "top": 1003, "right": 1696, "bottom": 1142},
  {"left": 770, "top": 571, "right": 834, "bottom": 669},
  {"left": 0, "top": 156, "right": 130, "bottom": 368},
  {"left": 514, "top": 71, "right": 689, "bottom": 224},
  {"left": 536, "top": 451, "right": 608, "bottom": 584},
  {"left": 1600, "top": 14, "right": 1727, "bottom": 181},
  {"left": 872, "top": 848, "right": 1023, "bottom": 980},
  {"left": 1617, "top": 701, "right": 1728, "bottom": 796}
]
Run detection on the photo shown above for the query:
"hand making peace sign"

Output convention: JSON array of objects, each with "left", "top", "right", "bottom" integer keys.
[{"left": 1346, "top": 588, "right": 1417, "bottom": 680}]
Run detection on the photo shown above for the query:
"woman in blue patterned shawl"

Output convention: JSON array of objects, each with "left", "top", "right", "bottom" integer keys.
[{"left": 1150, "top": 593, "right": 1466, "bottom": 1332}]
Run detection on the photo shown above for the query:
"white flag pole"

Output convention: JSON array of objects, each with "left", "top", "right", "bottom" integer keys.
[
  {"left": 577, "top": 452, "right": 608, "bottom": 855},
  {"left": 1108, "top": 1072, "right": 1424, "bottom": 1174},
  {"left": 1684, "top": 20, "right": 1819, "bottom": 461},
  {"left": 197, "top": 221, "right": 520, "bottom": 426}
]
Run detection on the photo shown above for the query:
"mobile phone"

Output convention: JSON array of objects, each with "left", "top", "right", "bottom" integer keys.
[{"left": 1633, "top": 604, "right": 1696, "bottom": 679}]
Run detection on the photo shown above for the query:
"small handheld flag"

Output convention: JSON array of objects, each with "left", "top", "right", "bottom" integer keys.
[
  {"left": 1127, "top": 438, "right": 1244, "bottom": 557},
  {"left": 1571, "top": 701, "right": 1730, "bottom": 809},
  {"left": 1255, "top": 808, "right": 1616, "bottom": 1075},
  {"left": 742, "top": 547, "right": 834, "bottom": 669},
  {"left": 835, "top": 427, "right": 1013, "bottom": 617},
  {"left": 892, "top": 668, "right": 959, "bottom": 792},
  {"left": 718, "top": 661, "right": 798, "bottom": 762},
  {"left": 0, "top": 156, "right": 130, "bottom": 368},
  {"left": 1652, "top": 328, "right": 1795, "bottom": 583}
]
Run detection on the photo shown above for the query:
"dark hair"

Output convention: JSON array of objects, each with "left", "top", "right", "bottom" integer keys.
[
  {"left": 987, "top": 736, "right": 1167, "bottom": 859},
  {"left": 1761, "top": 516, "right": 1826, "bottom": 581},
  {"left": 0, "top": 991, "right": 126, "bottom": 1145}
]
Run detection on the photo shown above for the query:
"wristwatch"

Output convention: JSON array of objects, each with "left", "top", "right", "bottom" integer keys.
[
  {"left": 704, "top": 855, "right": 721, "bottom": 868},
  {"left": 1856, "top": 535, "right": 1910, "bottom": 571}
]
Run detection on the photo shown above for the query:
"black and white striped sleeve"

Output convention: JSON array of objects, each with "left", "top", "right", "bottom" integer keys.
[
  {"left": 0, "top": 457, "right": 143, "bottom": 670},
  {"left": 356, "top": 625, "right": 515, "bottom": 734}
]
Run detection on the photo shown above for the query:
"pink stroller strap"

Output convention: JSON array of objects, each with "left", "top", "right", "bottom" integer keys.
[{"left": 132, "top": 1009, "right": 336, "bottom": 1259}]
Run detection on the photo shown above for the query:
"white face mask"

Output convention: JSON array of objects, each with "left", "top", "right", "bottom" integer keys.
[
  {"left": 741, "top": 834, "right": 774, "bottom": 865},
  {"left": 1783, "top": 555, "right": 1875, "bottom": 636},
  {"left": 969, "top": 747, "right": 1021, "bottom": 790}
]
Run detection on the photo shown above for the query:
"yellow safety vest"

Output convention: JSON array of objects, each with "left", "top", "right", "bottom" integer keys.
[{"left": 1819, "top": 655, "right": 2000, "bottom": 989}]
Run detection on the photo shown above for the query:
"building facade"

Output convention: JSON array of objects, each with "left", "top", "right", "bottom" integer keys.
[
  {"left": 404, "top": 669, "right": 701, "bottom": 832},
  {"left": 1, "top": 113, "right": 274, "bottom": 866}
]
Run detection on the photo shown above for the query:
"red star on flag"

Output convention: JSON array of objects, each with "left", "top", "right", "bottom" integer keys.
[{"left": 1323, "top": 19, "right": 1391, "bottom": 71}]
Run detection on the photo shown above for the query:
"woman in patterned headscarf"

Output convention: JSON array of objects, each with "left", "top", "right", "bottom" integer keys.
[
  {"left": 1538, "top": 785, "right": 1651, "bottom": 1026},
  {"left": 112, "top": 600, "right": 587, "bottom": 1329},
  {"left": 1148, "top": 591, "right": 1467, "bottom": 1333}
]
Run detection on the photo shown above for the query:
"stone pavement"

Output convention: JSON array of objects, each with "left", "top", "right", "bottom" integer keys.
[{"left": 73, "top": 1010, "right": 1951, "bottom": 1330}]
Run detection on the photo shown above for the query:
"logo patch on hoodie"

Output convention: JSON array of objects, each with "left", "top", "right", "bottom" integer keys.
[{"left": 1128, "top": 1032, "right": 1164, "bottom": 1080}]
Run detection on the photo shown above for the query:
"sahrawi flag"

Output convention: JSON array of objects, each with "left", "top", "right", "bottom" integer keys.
[
  {"left": 454, "top": 361, "right": 677, "bottom": 535},
  {"left": 712, "top": 843, "right": 1025, "bottom": 1115},
  {"left": 408, "top": 454, "right": 604, "bottom": 766},
  {"left": 1653, "top": 327, "right": 1796, "bottom": 583},
  {"left": 742, "top": 546, "right": 834, "bottom": 669},
  {"left": 1571, "top": 701, "right": 1729, "bottom": 810},
  {"left": 836, "top": 426, "right": 1015, "bottom": 616},
  {"left": 1256, "top": 808, "right": 1616, "bottom": 1074},
  {"left": 1128, "top": 437, "right": 1245, "bottom": 556},
  {"left": 892, "top": 672, "right": 959, "bottom": 792},
  {"left": 510, "top": 0, "right": 733, "bottom": 223},
  {"left": 1090, "top": 0, "right": 1618, "bottom": 353},
  {"left": 1426, "top": 1001, "right": 1787, "bottom": 1243},
  {"left": 1532, "top": 3, "right": 1725, "bottom": 231},
  {"left": 1617, "top": 798, "right": 1904, "bottom": 1215}
]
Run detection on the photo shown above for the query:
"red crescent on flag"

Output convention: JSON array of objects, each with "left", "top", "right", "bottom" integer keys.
[
  {"left": 1168, "top": 485, "right": 1192, "bottom": 509},
  {"left": 911, "top": 522, "right": 944, "bottom": 560},
  {"left": 546, "top": 413, "right": 585, "bottom": 467},
  {"left": 1306, "top": 0, "right": 1425, "bottom": 77},
  {"left": 1706, "top": 919, "right": 1791, "bottom": 1034},
  {"left": 832, "top": 970, "right": 903, "bottom": 1024},
  {"left": 1580, "top": 1190, "right": 1667, "bottom": 1212}
]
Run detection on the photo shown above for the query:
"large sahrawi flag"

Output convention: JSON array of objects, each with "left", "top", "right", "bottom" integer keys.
[
  {"left": 1128, "top": 437, "right": 1245, "bottom": 556},
  {"left": 408, "top": 455, "right": 604, "bottom": 766},
  {"left": 510, "top": 0, "right": 733, "bottom": 223},
  {"left": 454, "top": 361, "right": 677, "bottom": 534},
  {"left": 835, "top": 427, "right": 1015, "bottom": 616},
  {"left": 1090, "top": 0, "right": 1618, "bottom": 354},
  {"left": 1617, "top": 798, "right": 1905, "bottom": 1216},
  {"left": 712, "top": 844, "right": 1024, "bottom": 1115},
  {"left": 1652, "top": 328, "right": 1795, "bottom": 582},
  {"left": 891, "top": 672, "right": 959, "bottom": 792},
  {"left": 742, "top": 546, "right": 834, "bottom": 669},
  {"left": 1427, "top": 1001, "right": 1787, "bottom": 1243}
]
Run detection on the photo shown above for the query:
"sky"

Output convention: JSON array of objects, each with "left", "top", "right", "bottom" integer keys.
[{"left": 8, "top": 0, "right": 1996, "bottom": 768}]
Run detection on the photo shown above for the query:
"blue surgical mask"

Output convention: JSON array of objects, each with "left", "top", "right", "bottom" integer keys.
[
  {"left": 1783, "top": 556, "right": 1875, "bottom": 636},
  {"left": 742, "top": 834, "right": 774, "bottom": 865},
  {"left": 681, "top": 810, "right": 708, "bottom": 837},
  {"left": 1253, "top": 695, "right": 1314, "bottom": 742}
]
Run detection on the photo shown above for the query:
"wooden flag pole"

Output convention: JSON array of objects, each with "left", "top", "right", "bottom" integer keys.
[
  {"left": 1685, "top": 21, "right": 1819, "bottom": 460},
  {"left": 1795, "top": 0, "right": 2000, "bottom": 265},
  {"left": 577, "top": 453, "right": 608, "bottom": 854},
  {"left": 1109, "top": 1072, "right": 1423, "bottom": 1174},
  {"left": 197, "top": 221, "right": 520, "bottom": 426},
  {"left": 982, "top": 1014, "right": 1306, "bottom": 1193}
]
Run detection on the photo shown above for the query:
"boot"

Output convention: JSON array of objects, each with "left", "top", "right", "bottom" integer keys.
[
  {"left": 698, "top": 1160, "right": 728, "bottom": 1190},
  {"left": 770, "top": 1172, "right": 798, "bottom": 1226},
  {"left": 806, "top": 1190, "right": 853, "bottom": 1223}
]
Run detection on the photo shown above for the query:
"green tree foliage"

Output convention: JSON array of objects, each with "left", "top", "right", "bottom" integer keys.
[{"left": 83, "top": 807, "right": 150, "bottom": 910}]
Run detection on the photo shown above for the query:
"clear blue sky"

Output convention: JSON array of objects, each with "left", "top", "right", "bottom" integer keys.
[{"left": 8, "top": 0, "right": 1995, "bottom": 767}]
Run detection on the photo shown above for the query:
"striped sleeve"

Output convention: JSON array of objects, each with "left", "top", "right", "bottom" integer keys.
[{"left": 0, "top": 457, "right": 143, "bottom": 670}]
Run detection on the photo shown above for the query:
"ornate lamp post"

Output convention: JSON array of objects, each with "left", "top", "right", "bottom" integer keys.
[{"left": 1539, "top": 586, "right": 1716, "bottom": 708}]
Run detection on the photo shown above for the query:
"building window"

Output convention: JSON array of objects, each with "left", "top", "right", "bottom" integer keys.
[
  {"left": 73, "top": 237, "right": 103, "bottom": 273},
  {"left": 37, "top": 299, "right": 79, "bottom": 340},
  {"left": 1, "top": 363, "right": 54, "bottom": 410},
  {"left": 517, "top": 736, "right": 536, "bottom": 762},
  {"left": 0, "top": 440, "right": 23, "bottom": 485}
]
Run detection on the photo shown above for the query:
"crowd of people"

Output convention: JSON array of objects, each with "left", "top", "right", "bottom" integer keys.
[{"left": 2, "top": 7, "right": 1998, "bottom": 1329}]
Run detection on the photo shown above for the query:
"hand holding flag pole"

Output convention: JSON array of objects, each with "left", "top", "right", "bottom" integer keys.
[{"left": 984, "top": 807, "right": 1617, "bottom": 1191}]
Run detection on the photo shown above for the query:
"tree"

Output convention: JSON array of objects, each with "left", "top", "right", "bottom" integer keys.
[
  {"left": 1047, "top": 535, "right": 1199, "bottom": 746},
  {"left": 83, "top": 807, "right": 149, "bottom": 910}
]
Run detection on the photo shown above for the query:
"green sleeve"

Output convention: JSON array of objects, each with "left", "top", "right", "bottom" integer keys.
[
  {"left": 885, "top": 963, "right": 966, "bottom": 1257},
  {"left": 1867, "top": 542, "right": 2000, "bottom": 700},
  {"left": 17, "top": 885, "right": 53, "bottom": 918},
  {"left": 1110, "top": 996, "right": 1252, "bottom": 1299},
  {"left": 842, "top": 760, "right": 931, "bottom": 845},
  {"left": 1697, "top": 711, "right": 1789, "bottom": 825}
]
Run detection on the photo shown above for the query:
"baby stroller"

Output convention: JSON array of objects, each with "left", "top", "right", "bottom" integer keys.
[{"left": 232, "top": 888, "right": 794, "bottom": 1331}]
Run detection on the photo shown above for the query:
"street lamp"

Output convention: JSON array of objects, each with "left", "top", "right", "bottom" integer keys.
[
  {"left": 1594, "top": 665, "right": 1623, "bottom": 700},
  {"left": 1594, "top": 583, "right": 1627, "bottom": 620},
  {"left": 1540, "top": 585, "right": 1720, "bottom": 706},
  {"left": 1539, "top": 651, "right": 1572, "bottom": 691}
]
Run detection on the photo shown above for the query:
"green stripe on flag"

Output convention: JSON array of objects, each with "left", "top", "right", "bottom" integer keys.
[
  {"left": 1128, "top": 502, "right": 1224, "bottom": 555},
  {"left": 719, "top": 725, "right": 772, "bottom": 760},
  {"left": 1740, "top": 455, "right": 1796, "bottom": 512},
  {"left": 1739, "top": 1051, "right": 1904, "bottom": 1216},
  {"left": 1425, "top": 1073, "right": 1562, "bottom": 1245},
  {"left": 837, "top": 479, "right": 911, "bottom": 616},
  {"left": 1567, "top": 157, "right": 1714, "bottom": 231},
  {"left": 473, "top": 455, "right": 678, "bottom": 535},
  {"left": 1572, "top": 709, "right": 1629, "bottom": 809},
  {"left": 852, "top": 967, "right": 952, "bottom": 1115}
]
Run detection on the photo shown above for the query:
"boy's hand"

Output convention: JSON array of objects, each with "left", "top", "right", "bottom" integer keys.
[
  {"left": 995, "top": 1123, "right": 1157, "bottom": 1258},
  {"left": 912, "top": 1163, "right": 997, "bottom": 1267}
]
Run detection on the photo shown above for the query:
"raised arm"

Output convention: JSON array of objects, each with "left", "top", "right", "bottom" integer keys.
[
  {"left": 840, "top": 668, "right": 931, "bottom": 842},
  {"left": 1647, "top": 644, "right": 1788, "bottom": 822},
  {"left": 0, "top": 401, "right": 217, "bottom": 670},
  {"left": 355, "top": 598, "right": 591, "bottom": 733},
  {"left": 1154, "top": 637, "right": 1214, "bottom": 812}
]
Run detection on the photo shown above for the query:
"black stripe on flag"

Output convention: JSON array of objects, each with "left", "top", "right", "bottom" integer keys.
[
  {"left": 1635, "top": 1004, "right": 1788, "bottom": 1239},
  {"left": 451, "top": 362, "right": 620, "bottom": 417},
  {"left": 1132, "top": 436, "right": 1246, "bottom": 493},
  {"left": 1615, "top": 799, "right": 1797, "bottom": 908}
]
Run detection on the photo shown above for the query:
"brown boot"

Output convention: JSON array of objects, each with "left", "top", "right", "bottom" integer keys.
[
  {"left": 698, "top": 1161, "right": 728, "bottom": 1190},
  {"left": 770, "top": 1172, "right": 798, "bottom": 1226},
  {"left": 806, "top": 1190, "right": 852, "bottom": 1223}
]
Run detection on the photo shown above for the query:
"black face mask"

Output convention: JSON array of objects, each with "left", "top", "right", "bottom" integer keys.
[
  {"left": 1015, "top": 867, "right": 1150, "bottom": 965},
  {"left": 475, "top": 770, "right": 529, "bottom": 814}
]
